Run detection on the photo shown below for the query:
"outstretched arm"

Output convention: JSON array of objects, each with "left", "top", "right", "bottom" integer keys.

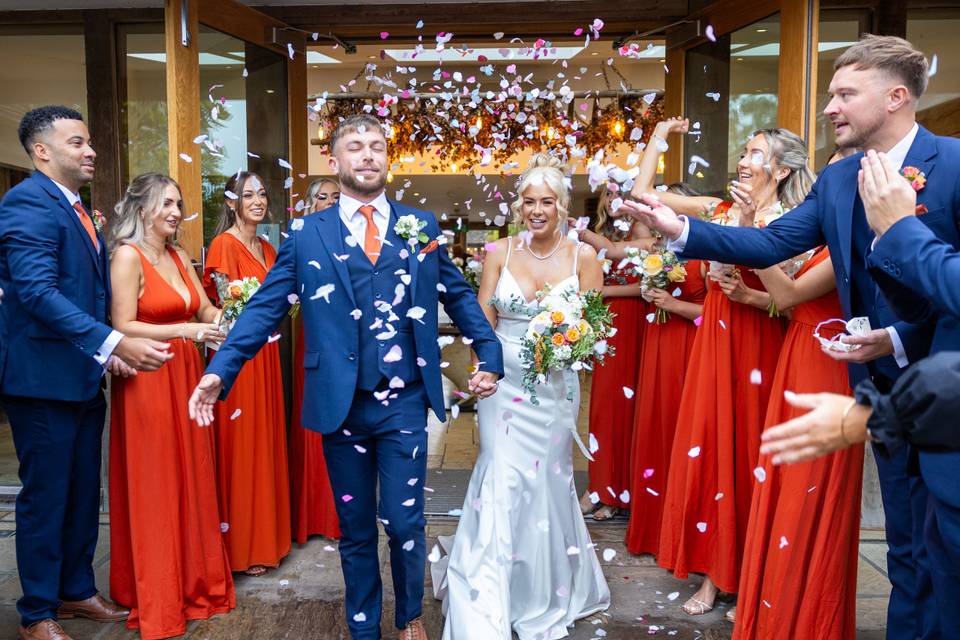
[{"left": 756, "top": 254, "right": 836, "bottom": 312}]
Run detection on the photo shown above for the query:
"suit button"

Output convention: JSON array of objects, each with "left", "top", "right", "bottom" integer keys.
[
  {"left": 379, "top": 342, "right": 385, "bottom": 348},
  {"left": 373, "top": 270, "right": 380, "bottom": 276},
  {"left": 375, "top": 293, "right": 382, "bottom": 299},
  {"left": 348, "top": 353, "right": 357, "bottom": 361},
  {"left": 98, "top": 292, "right": 105, "bottom": 299},
  {"left": 844, "top": 277, "right": 849, "bottom": 284}
]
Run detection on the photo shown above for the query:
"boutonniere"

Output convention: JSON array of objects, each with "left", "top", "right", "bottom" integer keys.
[
  {"left": 419, "top": 239, "right": 440, "bottom": 255},
  {"left": 901, "top": 166, "right": 928, "bottom": 214},
  {"left": 394, "top": 214, "right": 429, "bottom": 246},
  {"left": 91, "top": 209, "right": 106, "bottom": 233}
]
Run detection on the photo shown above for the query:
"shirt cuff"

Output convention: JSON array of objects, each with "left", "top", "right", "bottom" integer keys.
[
  {"left": 665, "top": 216, "right": 690, "bottom": 253},
  {"left": 885, "top": 326, "right": 909, "bottom": 368},
  {"left": 93, "top": 330, "right": 124, "bottom": 368}
]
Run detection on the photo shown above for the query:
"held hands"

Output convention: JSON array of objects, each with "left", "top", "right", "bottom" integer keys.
[
  {"left": 183, "top": 322, "right": 225, "bottom": 344},
  {"left": 114, "top": 336, "right": 174, "bottom": 371},
  {"left": 469, "top": 370, "right": 499, "bottom": 399},
  {"left": 759, "top": 391, "right": 871, "bottom": 464},
  {"left": 618, "top": 194, "right": 685, "bottom": 241},
  {"left": 647, "top": 288, "right": 677, "bottom": 312},
  {"left": 822, "top": 328, "right": 894, "bottom": 364},
  {"left": 858, "top": 150, "right": 916, "bottom": 237},
  {"left": 711, "top": 270, "right": 755, "bottom": 304},
  {"left": 106, "top": 355, "right": 137, "bottom": 378},
  {"left": 188, "top": 374, "right": 224, "bottom": 426}
]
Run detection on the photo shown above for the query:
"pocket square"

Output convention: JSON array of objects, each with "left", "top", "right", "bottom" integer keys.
[
  {"left": 916, "top": 203, "right": 928, "bottom": 215},
  {"left": 419, "top": 239, "right": 440, "bottom": 255}
]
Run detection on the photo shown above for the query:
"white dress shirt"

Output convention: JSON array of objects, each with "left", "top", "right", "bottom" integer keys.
[
  {"left": 666, "top": 123, "right": 922, "bottom": 368},
  {"left": 338, "top": 191, "right": 391, "bottom": 249},
  {"left": 50, "top": 177, "right": 123, "bottom": 368}
]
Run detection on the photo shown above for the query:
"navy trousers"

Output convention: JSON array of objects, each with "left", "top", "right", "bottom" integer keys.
[
  {"left": 2, "top": 392, "right": 105, "bottom": 626},
  {"left": 874, "top": 444, "right": 939, "bottom": 639},
  {"left": 918, "top": 450, "right": 960, "bottom": 634},
  {"left": 322, "top": 383, "right": 429, "bottom": 640}
]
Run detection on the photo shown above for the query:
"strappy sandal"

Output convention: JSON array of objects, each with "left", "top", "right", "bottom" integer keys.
[
  {"left": 725, "top": 606, "right": 737, "bottom": 623},
  {"left": 579, "top": 491, "right": 598, "bottom": 515},
  {"left": 244, "top": 565, "right": 269, "bottom": 577},
  {"left": 682, "top": 596, "right": 714, "bottom": 616},
  {"left": 592, "top": 505, "right": 619, "bottom": 521}
]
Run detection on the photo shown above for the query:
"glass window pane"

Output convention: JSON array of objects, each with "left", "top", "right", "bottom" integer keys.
[
  {"left": 814, "top": 15, "right": 861, "bottom": 170},
  {"left": 909, "top": 9, "right": 960, "bottom": 137},
  {"left": 119, "top": 24, "right": 168, "bottom": 185}
]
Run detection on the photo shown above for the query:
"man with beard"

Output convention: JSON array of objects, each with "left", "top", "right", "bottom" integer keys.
[
  {"left": 622, "top": 35, "right": 960, "bottom": 638},
  {"left": 190, "top": 113, "right": 503, "bottom": 640}
]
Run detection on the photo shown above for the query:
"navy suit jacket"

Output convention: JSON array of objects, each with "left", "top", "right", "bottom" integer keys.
[
  {"left": 205, "top": 199, "right": 504, "bottom": 433},
  {"left": 0, "top": 171, "right": 112, "bottom": 401},
  {"left": 681, "top": 126, "right": 954, "bottom": 385},
  {"left": 866, "top": 133, "right": 960, "bottom": 354}
]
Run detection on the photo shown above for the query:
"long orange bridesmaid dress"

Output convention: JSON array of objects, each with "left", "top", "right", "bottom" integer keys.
[
  {"left": 625, "top": 260, "right": 706, "bottom": 555},
  {"left": 735, "top": 249, "right": 862, "bottom": 639},
  {"left": 586, "top": 264, "right": 643, "bottom": 510},
  {"left": 289, "top": 318, "right": 341, "bottom": 542},
  {"left": 204, "top": 233, "right": 291, "bottom": 571},
  {"left": 110, "top": 247, "right": 235, "bottom": 639},
  {"left": 657, "top": 260, "right": 786, "bottom": 594}
]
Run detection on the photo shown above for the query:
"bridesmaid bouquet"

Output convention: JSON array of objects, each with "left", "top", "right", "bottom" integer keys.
[
  {"left": 211, "top": 272, "right": 262, "bottom": 334},
  {"left": 621, "top": 247, "right": 687, "bottom": 323},
  {"left": 519, "top": 285, "right": 615, "bottom": 404}
]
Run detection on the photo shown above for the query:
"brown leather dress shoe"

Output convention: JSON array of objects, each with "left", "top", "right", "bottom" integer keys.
[
  {"left": 57, "top": 593, "right": 129, "bottom": 622},
  {"left": 18, "top": 619, "right": 73, "bottom": 640},
  {"left": 398, "top": 617, "right": 429, "bottom": 640}
]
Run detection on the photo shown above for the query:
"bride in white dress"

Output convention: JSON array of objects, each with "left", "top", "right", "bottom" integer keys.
[{"left": 433, "top": 155, "right": 611, "bottom": 639}]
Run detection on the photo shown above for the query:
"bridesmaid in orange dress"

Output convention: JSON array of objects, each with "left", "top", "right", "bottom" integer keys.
[
  {"left": 644, "top": 129, "right": 815, "bottom": 616},
  {"left": 290, "top": 178, "right": 341, "bottom": 542},
  {"left": 108, "top": 173, "right": 235, "bottom": 639},
  {"left": 578, "top": 184, "right": 655, "bottom": 520},
  {"left": 204, "top": 171, "right": 291, "bottom": 575},
  {"left": 734, "top": 259, "right": 862, "bottom": 632}
]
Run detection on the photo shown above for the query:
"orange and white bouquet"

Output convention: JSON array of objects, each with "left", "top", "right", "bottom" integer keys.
[
  {"left": 622, "top": 246, "right": 687, "bottom": 323},
  {"left": 519, "top": 285, "right": 615, "bottom": 404},
  {"left": 211, "top": 273, "right": 261, "bottom": 333}
]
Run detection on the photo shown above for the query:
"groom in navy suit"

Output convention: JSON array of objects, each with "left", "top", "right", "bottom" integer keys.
[
  {"left": 0, "top": 107, "right": 172, "bottom": 640},
  {"left": 624, "top": 36, "right": 957, "bottom": 638},
  {"left": 190, "top": 113, "right": 503, "bottom": 640}
]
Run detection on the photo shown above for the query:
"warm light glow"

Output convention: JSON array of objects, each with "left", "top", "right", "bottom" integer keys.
[
  {"left": 317, "top": 125, "right": 326, "bottom": 140},
  {"left": 450, "top": 164, "right": 458, "bottom": 172},
  {"left": 473, "top": 116, "right": 483, "bottom": 130},
  {"left": 613, "top": 120, "right": 624, "bottom": 136},
  {"left": 657, "top": 155, "right": 665, "bottom": 174},
  {"left": 387, "top": 171, "right": 394, "bottom": 183},
  {"left": 387, "top": 125, "right": 397, "bottom": 139}
]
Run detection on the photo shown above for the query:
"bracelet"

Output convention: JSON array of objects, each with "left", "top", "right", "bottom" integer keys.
[{"left": 839, "top": 398, "right": 858, "bottom": 446}]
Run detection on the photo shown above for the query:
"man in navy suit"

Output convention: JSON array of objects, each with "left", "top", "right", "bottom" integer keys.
[
  {"left": 0, "top": 107, "right": 172, "bottom": 640},
  {"left": 623, "top": 35, "right": 958, "bottom": 638},
  {"left": 189, "top": 113, "right": 504, "bottom": 640}
]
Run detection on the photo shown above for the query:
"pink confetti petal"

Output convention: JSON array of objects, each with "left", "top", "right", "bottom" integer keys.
[{"left": 380, "top": 31, "right": 390, "bottom": 40}]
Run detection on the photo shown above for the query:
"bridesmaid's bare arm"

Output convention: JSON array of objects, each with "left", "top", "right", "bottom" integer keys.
[
  {"left": 602, "top": 283, "right": 643, "bottom": 298},
  {"left": 176, "top": 247, "right": 221, "bottom": 324},
  {"left": 755, "top": 256, "right": 837, "bottom": 313},
  {"left": 576, "top": 242, "right": 604, "bottom": 292}
]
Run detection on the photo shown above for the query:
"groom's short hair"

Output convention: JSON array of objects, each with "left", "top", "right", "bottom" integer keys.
[
  {"left": 18, "top": 105, "right": 84, "bottom": 154},
  {"left": 329, "top": 113, "right": 386, "bottom": 153},
  {"left": 835, "top": 34, "right": 929, "bottom": 101}
]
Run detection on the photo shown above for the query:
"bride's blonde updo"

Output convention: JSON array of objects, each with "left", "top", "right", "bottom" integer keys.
[{"left": 509, "top": 153, "right": 571, "bottom": 224}]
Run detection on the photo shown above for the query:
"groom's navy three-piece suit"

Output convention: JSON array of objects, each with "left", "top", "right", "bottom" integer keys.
[
  {"left": 207, "top": 197, "right": 503, "bottom": 639},
  {"left": 678, "top": 125, "right": 960, "bottom": 637}
]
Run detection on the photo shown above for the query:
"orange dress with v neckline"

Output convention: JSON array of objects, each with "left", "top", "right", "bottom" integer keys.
[
  {"left": 110, "top": 246, "right": 235, "bottom": 639},
  {"left": 204, "top": 233, "right": 291, "bottom": 571}
]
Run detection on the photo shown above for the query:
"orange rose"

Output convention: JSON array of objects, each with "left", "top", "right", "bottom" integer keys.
[
  {"left": 550, "top": 310, "right": 566, "bottom": 325},
  {"left": 564, "top": 327, "right": 581, "bottom": 342},
  {"left": 228, "top": 284, "right": 243, "bottom": 299},
  {"left": 551, "top": 333, "right": 566, "bottom": 347}
]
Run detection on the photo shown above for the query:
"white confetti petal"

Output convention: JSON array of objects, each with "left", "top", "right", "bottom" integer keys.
[
  {"left": 230, "top": 409, "right": 242, "bottom": 420},
  {"left": 622, "top": 386, "right": 634, "bottom": 399},
  {"left": 383, "top": 345, "right": 403, "bottom": 363},
  {"left": 688, "top": 446, "right": 701, "bottom": 458},
  {"left": 750, "top": 369, "right": 762, "bottom": 385},
  {"left": 754, "top": 466, "right": 767, "bottom": 483},
  {"left": 602, "top": 548, "right": 616, "bottom": 562},
  {"left": 696, "top": 521, "right": 708, "bottom": 533},
  {"left": 402, "top": 539, "right": 415, "bottom": 551}
]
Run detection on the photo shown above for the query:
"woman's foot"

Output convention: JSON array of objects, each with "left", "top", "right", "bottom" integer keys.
[
  {"left": 579, "top": 490, "right": 598, "bottom": 515},
  {"left": 592, "top": 504, "right": 619, "bottom": 521},
  {"left": 682, "top": 577, "right": 719, "bottom": 616},
  {"left": 725, "top": 606, "right": 737, "bottom": 623},
  {"left": 244, "top": 565, "right": 269, "bottom": 577}
]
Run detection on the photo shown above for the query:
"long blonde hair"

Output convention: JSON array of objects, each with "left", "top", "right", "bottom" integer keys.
[
  {"left": 509, "top": 153, "right": 571, "bottom": 224},
  {"left": 593, "top": 183, "right": 630, "bottom": 241},
  {"left": 109, "top": 172, "right": 181, "bottom": 253},
  {"left": 751, "top": 128, "right": 815, "bottom": 209}
]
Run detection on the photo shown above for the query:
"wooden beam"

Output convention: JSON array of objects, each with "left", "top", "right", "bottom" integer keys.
[
  {"left": 662, "top": 45, "right": 685, "bottom": 184},
  {"left": 287, "top": 31, "right": 309, "bottom": 218},
  {"left": 681, "top": 0, "right": 780, "bottom": 48},
  {"left": 875, "top": 0, "right": 908, "bottom": 38},
  {"left": 165, "top": 0, "right": 203, "bottom": 260},
  {"left": 83, "top": 10, "right": 123, "bottom": 218},
  {"left": 199, "top": 0, "right": 288, "bottom": 55},
  {"left": 778, "top": 0, "right": 820, "bottom": 159}
]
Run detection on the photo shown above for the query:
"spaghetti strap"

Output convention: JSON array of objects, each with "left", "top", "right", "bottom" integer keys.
[
  {"left": 572, "top": 240, "right": 581, "bottom": 276},
  {"left": 504, "top": 236, "right": 513, "bottom": 269}
]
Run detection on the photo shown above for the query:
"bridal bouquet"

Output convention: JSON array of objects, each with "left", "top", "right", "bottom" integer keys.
[
  {"left": 519, "top": 285, "right": 615, "bottom": 404},
  {"left": 452, "top": 254, "right": 483, "bottom": 291},
  {"left": 622, "top": 247, "right": 687, "bottom": 323},
  {"left": 211, "top": 272, "right": 261, "bottom": 333}
]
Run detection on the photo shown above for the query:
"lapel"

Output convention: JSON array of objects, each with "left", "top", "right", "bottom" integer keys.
[
  {"left": 313, "top": 205, "right": 356, "bottom": 308},
  {"left": 390, "top": 200, "right": 420, "bottom": 299},
  {"left": 901, "top": 126, "right": 937, "bottom": 208},
  {"left": 833, "top": 153, "right": 861, "bottom": 283},
  {"left": 33, "top": 172, "right": 104, "bottom": 278}
]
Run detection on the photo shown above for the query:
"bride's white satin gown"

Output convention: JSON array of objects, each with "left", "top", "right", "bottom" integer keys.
[{"left": 433, "top": 242, "right": 610, "bottom": 639}]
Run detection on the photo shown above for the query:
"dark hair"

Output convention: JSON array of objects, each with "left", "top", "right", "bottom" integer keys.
[
  {"left": 18, "top": 106, "right": 84, "bottom": 153},
  {"left": 834, "top": 34, "right": 929, "bottom": 101},
  {"left": 329, "top": 113, "right": 385, "bottom": 153},
  {"left": 214, "top": 171, "right": 271, "bottom": 237}
]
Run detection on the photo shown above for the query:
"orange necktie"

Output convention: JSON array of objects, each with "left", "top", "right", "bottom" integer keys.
[
  {"left": 73, "top": 202, "right": 99, "bottom": 251},
  {"left": 358, "top": 204, "right": 381, "bottom": 264}
]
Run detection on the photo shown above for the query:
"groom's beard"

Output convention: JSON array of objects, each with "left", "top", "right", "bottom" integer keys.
[{"left": 340, "top": 169, "right": 386, "bottom": 197}]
